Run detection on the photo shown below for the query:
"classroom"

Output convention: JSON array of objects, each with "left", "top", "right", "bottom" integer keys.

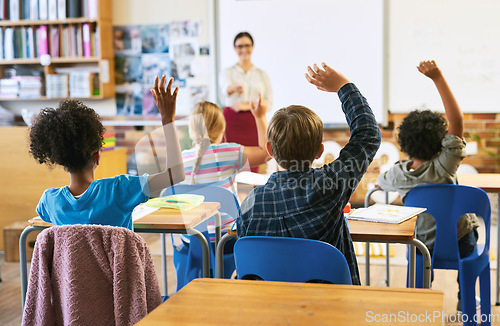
[{"left": 1, "top": 0, "right": 500, "bottom": 324}]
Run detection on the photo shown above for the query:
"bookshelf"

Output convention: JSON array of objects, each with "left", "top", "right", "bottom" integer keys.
[{"left": 0, "top": 0, "right": 115, "bottom": 100}]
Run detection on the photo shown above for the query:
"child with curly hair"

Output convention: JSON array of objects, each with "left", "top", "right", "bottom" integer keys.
[
  {"left": 30, "top": 75, "right": 185, "bottom": 230},
  {"left": 377, "top": 60, "right": 479, "bottom": 310}
]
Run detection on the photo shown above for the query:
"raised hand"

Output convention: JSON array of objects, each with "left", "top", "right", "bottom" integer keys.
[
  {"left": 417, "top": 60, "right": 443, "bottom": 81},
  {"left": 305, "top": 62, "right": 350, "bottom": 93},
  {"left": 250, "top": 92, "right": 268, "bottom": 119},
  {"left": 150, "top": 75, "right": 179, "bottom": 125}
]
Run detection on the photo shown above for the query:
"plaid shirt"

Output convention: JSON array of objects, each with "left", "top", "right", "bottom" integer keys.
[{"left": 237, "top": 83, "right": 381, "bottom": 285}]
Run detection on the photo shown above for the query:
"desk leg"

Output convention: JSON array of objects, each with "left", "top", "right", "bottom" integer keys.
[
  {"left": 408, "top": 244, "right": 416, "bottom": 288},
  {"left": 19, "top": 226, "right": 46, "bottom": 309},
  {"left": 214, "top": 212, "right": 222, "bottom": 251},
  {"left": 215, "top": 233, "right": 237, "bottom": 278},
  {"left": 189, "top": 229, "right": 210, "bottom": 278},
  {"left": 410, "top": 239, "right": 432, "bottom": 289},
  {"left": 497, "top": 194, "right": 500, "bottom": 305},
  {"left": 365, "top": 242, "right": 370, "bottom": 286},
  {"left": 160, "top": 233, "right": 168, "bottom": 296},
  {"left": 385, "top": 244, "right": 390, "bottom": 286}
]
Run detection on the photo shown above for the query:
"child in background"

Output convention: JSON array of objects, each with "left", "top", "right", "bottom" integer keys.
[
  {"left": 237, "top": 62, "right": 381, "bottom": 285},
  {"left": 181, "top": 96, "right": 269, "bottom": 236},
  {"left": 377, "top": 60, "right": 479, "bottom": 311},
  {"left": 30, "top": 75, "right": 185, "bottom": 230}
]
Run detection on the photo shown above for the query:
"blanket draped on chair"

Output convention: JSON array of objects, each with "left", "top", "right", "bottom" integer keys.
[{"left": 22, "top": 224, "right": 161, "bottom": 326}]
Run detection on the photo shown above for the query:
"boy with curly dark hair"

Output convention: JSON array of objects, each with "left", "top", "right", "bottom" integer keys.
[
  {"left": 30, "top": 75, "right": 185, "bottom": 230},
  {"left": 377, "top": 60, "right": 479, "bottom": 310}
]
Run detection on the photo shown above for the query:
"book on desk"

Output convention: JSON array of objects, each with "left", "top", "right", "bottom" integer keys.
[{"left": 347, "top": 203, "right": 426, "bottom": 224}]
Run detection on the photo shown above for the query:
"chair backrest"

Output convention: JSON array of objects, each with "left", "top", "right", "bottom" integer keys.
[
  {"left": 234, "top": 236, "right": 352, "bottom": 285},
  {"left": 23, "top": 224, "right": 161, "bottom": 325},
  {"left": 161, "top": 184, "right": 240, "bottom": 231},
  {"left": 404, "top": 184, "right": 491, "bottom": 267}
]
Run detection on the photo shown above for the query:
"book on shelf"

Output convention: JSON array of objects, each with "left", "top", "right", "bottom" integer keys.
[
  {"left": 88, "top": 0, "right": 97, "bottom": 19},
  {"left": 22, "top": 0, "right": 29, "bottom": 20},
  {"left": 27, "top": 27, "right": 34, "bottom": 58},
  {"left": 49, "top": 26, "right": 59, "bottom": 57},
  {"left": 46, "top": 74, "right": 69, "bottom": 98},
  {"left": 29, "top": 0, "right": 38, "bottom": 20},
  {"left": 0, "top": 27, "right": 3, "bottom": 59},
  {"left": 0, "top": 0, "right": 4, "bottom": 20},
  {"left": 82, "top": 23, "right": 91, "bottom": 57},
  {"left": 10, "top": 0, "right": 19, "bottom": 21},
  {"left": 20, "top": 27, "right": 26, "bottom": 59},
  {"left": 35, "top": 25, "right": 48, "bottom": 57},
  {"left": 347, "top": 203, "right": 427, "bottom": 224},
  {"left": 4, "top": 27, "right": 14, "bottom": 59},
  {"left": 0, "top": 78, "right": 19, "bottom": 98},
  {"left": 48, "top": 0, "right": 56, "bottom": 20},
  {"left": 75, "top": 25, "right": 82, "bottom": 57},
  {"left": 67, "top": 0, "right": 81, "bottom": 18},
  {"left": 13, "top": 75, "right": 42, "bottom": 98},
  {"left": 39, "top": 0, "right": 48, "bottom": 20},
  {"left": 57, "top": 0, "right": 66, "bottom": 20}
]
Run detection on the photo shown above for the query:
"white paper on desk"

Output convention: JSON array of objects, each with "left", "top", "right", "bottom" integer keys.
[
  {"left": 235, "top": 171, "right": 270, "bottom": 186},
  {"left": 347, "top": 203, "right": 426, "bottom": 224},
  {"left": 132, "top": 205, "right": 160, "bottom": 221}
]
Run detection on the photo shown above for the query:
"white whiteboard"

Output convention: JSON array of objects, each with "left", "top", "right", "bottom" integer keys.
[
  {"left": 389, "top": 0, "right": 500, "bottom": 113},
  {"left": 216, "top": 0, "right": 385, "bottom": 127}
]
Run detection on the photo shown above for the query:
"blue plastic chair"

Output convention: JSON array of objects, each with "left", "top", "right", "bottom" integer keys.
[
  {"left": 234, "top": 236, "right": 352, "bottom": 285},
  {"left": 404, "top": 184, "right": 491, "bottom": 325},
  {"left": 161, "top": 184, "right": 239, "bottom": 291}
]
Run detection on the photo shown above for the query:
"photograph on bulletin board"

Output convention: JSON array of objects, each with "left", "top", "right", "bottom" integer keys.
[{"left": 113, "top": 20, "right": 209, "bottom": 117}]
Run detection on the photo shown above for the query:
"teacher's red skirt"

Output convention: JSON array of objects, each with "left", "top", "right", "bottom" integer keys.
[{"left": 223, "top": 107, "right": 259, "bottom": 173}]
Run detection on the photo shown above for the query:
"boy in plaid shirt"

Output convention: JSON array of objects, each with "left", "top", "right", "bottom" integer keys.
[{"left": 237, "top": 63, "right": 381, "bottom": 285}]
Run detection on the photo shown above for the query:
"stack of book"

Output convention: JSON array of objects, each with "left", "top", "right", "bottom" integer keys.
[
  {"left": 46, "top": 74, "right": 68, "bottom": 98},
  {"left": 102, "top": 131, "right": 116, "bottom": 151},
  {"left": 69, "top": 71, "right": 92, "bottom": 97},
  {"left": 0, "top": 78, "right": 19, "bottom": 98},
  {"left": 13, "top": 75, "right": 42, "bottom": 98}
]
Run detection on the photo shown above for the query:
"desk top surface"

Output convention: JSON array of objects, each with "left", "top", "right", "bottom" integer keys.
[
  {"left": 458, "top": 173, "right": 500, "bottom": 192},
  {"left": 348, "top": 216, "right": 417, "bottom": 242},
  {"left": 228, "top": 216, "right": 417, "bottom": 242},
  {"left": 137, "top": 278, "right": 444, "bottom": 326},
  {"left": 28, "top": 202, "right": 221, "bottom": 231}
]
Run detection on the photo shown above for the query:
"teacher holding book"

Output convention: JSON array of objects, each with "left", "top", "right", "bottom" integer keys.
[{"left": 221, "top": 32, "right": 273, "bottom": 172}]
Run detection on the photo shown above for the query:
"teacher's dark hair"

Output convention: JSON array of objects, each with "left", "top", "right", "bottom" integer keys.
[{"left": 233, "top": 32, "right": 254, "bottom": 46}]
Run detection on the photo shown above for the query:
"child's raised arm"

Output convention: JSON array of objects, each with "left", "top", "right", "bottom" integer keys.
[
  {"left": 147, "top": 75, "right": 185, "bottom": 197},
  {"left": 239, "top": 92, "right": 270, "bottom": 167},
  {"left": 418, "top": 60, "right": 463, "bottom": 138},
  {"left": 305, "top": 62, "right": 350, "bottom": 93}
]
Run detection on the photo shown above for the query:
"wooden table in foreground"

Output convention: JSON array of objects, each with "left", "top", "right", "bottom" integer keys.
[
  {"left": 137, "top": 278, "right": 445, "bottom": 326},
  {"left": 19, "top": 202, "right": 221, "bottom": 306},
  {"left": 458, "top": 173, "right": 500, "bottom": 305}
]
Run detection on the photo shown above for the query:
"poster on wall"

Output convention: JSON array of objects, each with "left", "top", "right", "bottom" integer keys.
[{"left": 113, "top": 20, "right": 208, "bottom": 117}]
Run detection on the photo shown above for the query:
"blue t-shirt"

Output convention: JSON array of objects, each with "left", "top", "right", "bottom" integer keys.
[{"left": 36, "top": 174, "right": 149, "bottom": 231}]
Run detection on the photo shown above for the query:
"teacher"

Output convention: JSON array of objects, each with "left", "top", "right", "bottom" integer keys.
[{"left": 222, "top": 32, "right": 273, "bottom": 172}]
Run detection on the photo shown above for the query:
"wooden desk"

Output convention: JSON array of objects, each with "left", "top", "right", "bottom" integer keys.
[
  {"left": 348, "top": 217, "right": 431, "bottom": 288},
  {"left": 137, "top": 278, "right": 445, "bottom": 326},
  {"left": 458, "top": 173, "right": 500, "bottom": 305},
  {"left": 19, "top": 202, "right": 221, "bottom": 307}
]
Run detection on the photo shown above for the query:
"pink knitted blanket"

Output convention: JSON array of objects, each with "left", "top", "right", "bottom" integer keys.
[{"left": 22, "top": 225, "right": 161, "bottom": 325}]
